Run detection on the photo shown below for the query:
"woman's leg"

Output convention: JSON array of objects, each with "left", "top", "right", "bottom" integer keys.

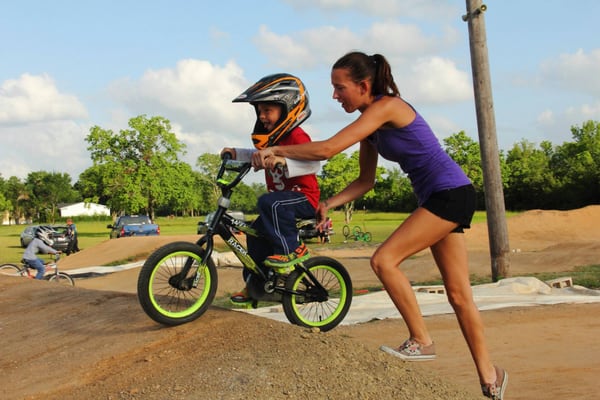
[
  {"left": 431, "top": 234, "right": 496, "bottom": 384},
  {"left": 370, "top": 207, "right": 457, "bottom": 346}
]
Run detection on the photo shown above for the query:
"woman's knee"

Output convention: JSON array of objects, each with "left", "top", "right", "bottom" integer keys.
[
  {"left": 370, "top": 249, "right": 403, "bottom": 277},
  {"left": 445, "top": 285, "right": 475, "bottom": 310}
]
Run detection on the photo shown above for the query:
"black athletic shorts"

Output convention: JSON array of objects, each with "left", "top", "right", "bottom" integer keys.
[{"left": 422, "top": 184, "right": 476, "bottom": 233}]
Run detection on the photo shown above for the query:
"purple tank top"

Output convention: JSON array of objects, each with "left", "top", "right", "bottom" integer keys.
[{"left": 367, "top": 107, "right": 471, "bottom": 205}]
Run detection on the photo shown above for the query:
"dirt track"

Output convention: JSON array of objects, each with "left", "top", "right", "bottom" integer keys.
[{"left": 1, "top": 206, "right": 600, "bottom": 399}]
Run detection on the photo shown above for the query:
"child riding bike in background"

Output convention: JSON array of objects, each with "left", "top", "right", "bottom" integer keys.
[
  {"left": 223, "top": 73, "right": 320, "bottom": 303},
  {"left": 23, "top": 226, "right": 62, "bottom": 279}
]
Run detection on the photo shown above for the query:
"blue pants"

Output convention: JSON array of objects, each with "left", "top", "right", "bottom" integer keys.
[
  {"left": 26, "top": 258, "right": 46, "bottom": 279},
  {"left": 243, "top": 191, "right": 315, "bottom": 281}
]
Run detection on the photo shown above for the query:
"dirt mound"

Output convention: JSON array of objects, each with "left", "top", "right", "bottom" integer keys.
[
  {"left": 2, "top": 206, "right": 600, "bottom": 399},
  {"left": 0, "top": 277, "right": 478, "bottom": 400}
]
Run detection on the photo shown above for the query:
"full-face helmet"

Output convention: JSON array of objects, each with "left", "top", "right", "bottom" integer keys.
[
  {"left": 35, "top": 226, "right": 54, "bottom": 246},
  {"left": 233, "top": 73, "right": 311, "bottom": 149}
]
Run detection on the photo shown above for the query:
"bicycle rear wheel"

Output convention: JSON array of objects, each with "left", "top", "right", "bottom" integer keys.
[
  {"left": 137, "top": 241, "right": 218, "bottom": 326},
  {"left": 0, "top": 264, "right": 24, "bottom": 277},
  {"left": 282, "top": 256, "right": 352, "bottom": 332},
  {"left": 47, "top": 272, "right": 75, "bottom": 286}
]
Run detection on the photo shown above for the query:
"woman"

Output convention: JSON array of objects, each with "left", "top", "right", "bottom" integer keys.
[{"left": 254, "top": 51, "right": 507, "bottom": 399}]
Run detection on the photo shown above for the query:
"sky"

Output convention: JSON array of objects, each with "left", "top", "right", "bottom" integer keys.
[{"left": 1, "top": 0, "right": 598, "bottom": 184}]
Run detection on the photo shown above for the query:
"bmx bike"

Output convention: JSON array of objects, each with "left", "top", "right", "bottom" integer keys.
[
  {"left": 342, "top": 224, "right": 372, "bottom": 242},
  {"left": 0, "top": 254, "right": 75, "bottom": 286},
  {"left": 137, "top": 155, "right": 353, "bottom": 331}
]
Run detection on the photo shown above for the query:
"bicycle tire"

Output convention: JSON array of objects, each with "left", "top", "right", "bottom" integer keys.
[
  {"left": 282, "top": 256, "right": 352, "bottom": 332},
  {"left": 47, "top": 272, "right": 75, "bottom": 286},
  {"left": 363, "top": 232, "right": 372, "bottom": 242},
  {"left": 342, "top": 225, "right": 350, "bottom": 238},
  {"left": 137, "top": 241, "right": 218, "bottom": 326},
  {"left": 0, "top": 263, "right": 24, "bottom": 277},
  {"left": 352, "top": 226, "right": 362, "bottom": 236}
]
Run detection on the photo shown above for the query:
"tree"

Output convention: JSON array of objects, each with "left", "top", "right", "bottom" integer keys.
[
  {"left": 86, "top": 115, "right": 186, "bottom": 218},
  {"left": 372, "top": 168, "right": 416, "bottom": 212},
  {"left": 318, "top": 151, "right": 384, "bottom": 223},
  {"left": 550, "top": 120, "right": 600, "bottom": 208},
  {"left": 25, "top": 171, "right": 78, "bottom": 222},
  {"left": 444, "top": 131, "right": 483, "bottom": 188},
  {"left": 3, "top": 177, "right": 28, "bottom": 223},
  {"left": 505, "top": 140, "right": 557, "bottom": 210},
  {"left": 75, "top": 165, "right": 109, "bottom": 205},
  {"left": 195, "top": 153, "right": 223, "bottom": 212}
]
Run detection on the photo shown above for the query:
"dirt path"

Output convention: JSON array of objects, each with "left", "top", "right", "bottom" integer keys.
[{"left": 1, "top": 206, "right": 599, "bottom": 399}]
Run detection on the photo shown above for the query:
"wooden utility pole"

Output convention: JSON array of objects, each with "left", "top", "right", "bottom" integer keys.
[{"left": 463, "top": 0, "right": 510, "bottom": 281}]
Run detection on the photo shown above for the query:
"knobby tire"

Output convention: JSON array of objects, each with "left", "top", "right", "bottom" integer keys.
[
  {"left": 0, "top": 264, "right": 23, "bottom": 276},
  {"left": 282, "top": 256, "right": 352, "bottom": 332},
  {"left": 47, "top": 272, "right": 75, "bottom": 286},
  {"left": 137, "top": 241, "right": 217, "bottom": 326}
]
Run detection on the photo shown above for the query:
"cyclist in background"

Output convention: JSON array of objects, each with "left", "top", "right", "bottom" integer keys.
[{"left": 23, "top": 226, "right": 61, "bottom": 279}]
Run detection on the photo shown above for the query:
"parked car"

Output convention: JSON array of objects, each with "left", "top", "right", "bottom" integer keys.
[
  {"left": 297, "top": 218, "right": 321, "bottom": 240},
  {"left": 20, "top": 225, "right": 73, "bottom": 252},
  {"left": 107, "top": 215, "right": 160, "bottom": 239},
  {"left": 197, "top": 211, "right": 246, "bottom": 234}
]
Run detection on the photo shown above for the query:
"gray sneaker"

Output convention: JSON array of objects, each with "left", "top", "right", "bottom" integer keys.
[
  {"left": 380, "top": 338, "right": 436, "bottom": 361},
  {"left": 481, "top": 365, "right": 508, "bottom": 400}
]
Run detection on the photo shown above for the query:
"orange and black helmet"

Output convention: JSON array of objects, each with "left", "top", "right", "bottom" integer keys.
[{"left": 233, "top": 73, "right": 311, "bottom": 149}]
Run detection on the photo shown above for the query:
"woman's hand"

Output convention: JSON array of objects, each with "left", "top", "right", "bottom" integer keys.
[
  {"left": 252, "top": 147, "right": 279, "bottom": 170},
  {"left": 315, "top": 201, "right": 329, "bottom": 230}
]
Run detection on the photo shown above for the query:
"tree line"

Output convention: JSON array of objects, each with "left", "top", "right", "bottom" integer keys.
[{"left": 1, "top": 115, "right": 598, "bottom": 224}]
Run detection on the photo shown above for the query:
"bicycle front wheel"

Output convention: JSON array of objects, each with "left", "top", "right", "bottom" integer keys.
[
  {"left": 282, "top": 256, "right": 352, "bottom": 332},
  {"left": 342, "top": 225, "right": 350, "bottom": 238},
  {"left": 0, "top": 264, "right": 24, "bottom": 277},
  {"left": 137, "top": 241, "right": 218, "bottom": 326},
  {"left": 47, "top": 272, "right": 75, "bottom": 286}
]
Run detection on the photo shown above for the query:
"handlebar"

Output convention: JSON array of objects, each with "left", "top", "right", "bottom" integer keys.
[{"left": 216, "top": 157, "right": 252, "bottom": 190}]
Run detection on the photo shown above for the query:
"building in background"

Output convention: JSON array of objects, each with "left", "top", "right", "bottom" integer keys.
[{"left": 59, "top": 202, "right": 110, "bottom": 217}]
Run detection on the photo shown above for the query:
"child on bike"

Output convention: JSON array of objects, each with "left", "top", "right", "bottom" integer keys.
[
  {"left": 223, "top": 73, "right": 320, "bottom": 303},
  {"left": 23, "top": 226, "right": 61, "bottom": 279}
]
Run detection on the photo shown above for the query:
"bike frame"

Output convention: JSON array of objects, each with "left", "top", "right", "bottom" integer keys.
[
  {"left": 187, "top": 157, "right": 326, "bottom": 296},
  {"left": 22, "top": 254, "right": 60, "bottom": 277}
]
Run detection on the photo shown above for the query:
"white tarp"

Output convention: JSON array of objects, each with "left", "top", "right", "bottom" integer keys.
[{"left": 241, "top": 277, "right": 600, "bottom": 325}]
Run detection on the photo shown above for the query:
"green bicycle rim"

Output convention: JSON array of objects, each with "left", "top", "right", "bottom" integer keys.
[
  {"left": 290, "top": 264, "right": 349, "bottom": 327},
  {"left": 147, "top": 251, "right": 213, "bottom": 319}
]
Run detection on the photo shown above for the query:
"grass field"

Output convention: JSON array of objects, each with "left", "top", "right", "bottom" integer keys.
[
  {"left": 0, "top": 210, "right": 514, "bottom": 264},
  {"left": 2, "top": 210, "right": 597, "bottom": 288}
]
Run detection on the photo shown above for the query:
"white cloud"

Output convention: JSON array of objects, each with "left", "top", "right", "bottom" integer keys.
[
  {"left": 107, "top": 59, "right": 257, "bottom": 166},
  {"left": 0, "top": 73, "right": 88, "bottom": 124},
  {"left": 254, "top": 21, "right": 459, "bottom": 72},
  {"left": 110, "top": 59, "right": 247, "bottom": 131},
  {"left": 282, "top": 0, "right": 458, "bottom": 20},
  {"left": 402, "top": 56, "right": 472, "bottom": 103},
  {"left": 535, "top": 101, "right": 600, "bottom": 144},
  {"left": 537, "top": 109, "right": 555, "bottom": 126},
  {"left": 0, "top": 120, "right": 91, "bottom": 180},
  {"left": 540, "top": 48, "right": 600, "bottom": 96}
]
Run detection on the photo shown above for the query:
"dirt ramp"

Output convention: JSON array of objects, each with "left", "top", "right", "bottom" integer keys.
[{"left": 0, "top": 277, "right": 478, "bottom": 400}]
